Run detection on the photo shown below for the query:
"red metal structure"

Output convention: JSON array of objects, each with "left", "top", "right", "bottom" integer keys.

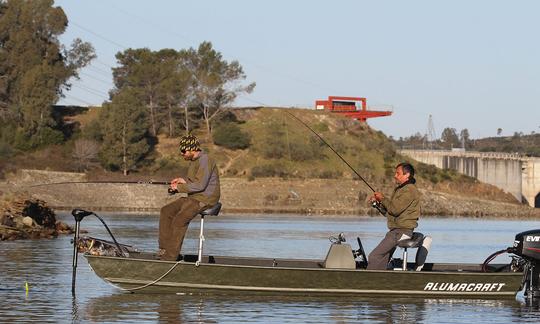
[{"left": 315, "top": 96, "right": 392, "bottom": 122}]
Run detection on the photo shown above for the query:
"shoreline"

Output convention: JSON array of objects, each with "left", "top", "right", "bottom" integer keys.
[
  {"left": 52, "top": 206, "right": 538, "bottom": 220},
  {"left": 3, "top": 170, "right": 539, "bottom": 220}
]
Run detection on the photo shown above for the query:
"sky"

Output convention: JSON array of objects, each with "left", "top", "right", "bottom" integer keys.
[{"left": 54, "top": 0, "right": 540, "bottom": 139}]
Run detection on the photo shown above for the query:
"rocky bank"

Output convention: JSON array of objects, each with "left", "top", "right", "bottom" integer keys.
[
  {"left": 0, "top": 191, "right": 74, "bottom": 241},
  {"left": 1, "top": 169, "right": 539, "bottom": 219}
]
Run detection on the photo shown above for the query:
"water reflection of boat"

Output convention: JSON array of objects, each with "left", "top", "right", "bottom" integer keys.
[{"left": 80, "top": 292, "right": 525, "bottom": 323}]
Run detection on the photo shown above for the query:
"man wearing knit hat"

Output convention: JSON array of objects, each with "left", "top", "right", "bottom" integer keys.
[{"left": 158, "top": 133, "right": 221, "bottom": 261}]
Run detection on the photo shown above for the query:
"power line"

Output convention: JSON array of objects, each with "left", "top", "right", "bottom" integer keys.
[
  {"left": 104, "top": 4, "right": 340, "bottom": 96},
  {"left": 108, "top": 2, "right": 194, "bottom": 46},
  {"left": 80, "top": 71, "right": 112, "bottom": 85},
  {"left": 70, "top": 21, "right": 127, "bottom": 50},
  {"left": 61, "top": 94, "right": 96, "bottom": 106},
  {"left": 86, "top": 64, "right": 112, "bottom": 77},
  {"left": 92, "top": 58, "right": 116, "bottom": 69},
  {"left": 71, "top": 84, "right": 108, "bottom": 100}
]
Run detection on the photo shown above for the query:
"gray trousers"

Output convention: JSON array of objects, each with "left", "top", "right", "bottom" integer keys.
[{"left": 367, "top": 228, "right": 413, "bottom": 270}]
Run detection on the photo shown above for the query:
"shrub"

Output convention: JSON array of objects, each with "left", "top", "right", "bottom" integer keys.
[
  {"left": 289, "top": 138, "right": 324, "bottom": 162},
  {"left": 317, "top": 170, "right": 343, "bottom": 179},
  {"left": 213, "top": 123, "right": 251, "bottom": 150},
  {"left": 251, "top": 163, "right": 287, "bottom": 177},
  {"left": 82, "top": 119, "right": 103, "bottom": 141},
  {"left": 312, "top": 122, "right": 329, "bottom": 133},
  {"left": 34, "top": 127, "right": 65, "bottom": 146},
  {"left": 0, "top": 142, "right": 13, "bottom": 158},
  {"left": 260, "top": 125, "right": 287, "bottom": 159}
]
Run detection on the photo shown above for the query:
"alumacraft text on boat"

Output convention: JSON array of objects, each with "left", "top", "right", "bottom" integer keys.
[{"left": 423, "top": 282, "right": 506, "bottom": 292}]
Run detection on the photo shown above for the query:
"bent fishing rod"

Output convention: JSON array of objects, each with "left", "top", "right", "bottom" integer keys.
[
  {"left": 285, "top": 111, "right": 387, "bottom": 215},
  {"left": 285, "top": 111, "right": 376, "bottom": 193}
]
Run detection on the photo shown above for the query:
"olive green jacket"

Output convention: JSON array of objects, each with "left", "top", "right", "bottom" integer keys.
[
  {"left": 381, "top": 182, "right": 421, "bottom": 230},
  {"left": 176, "top": 151, "right": 220, "bottom": 207}
]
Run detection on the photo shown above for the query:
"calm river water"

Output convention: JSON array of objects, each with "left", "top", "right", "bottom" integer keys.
[{"left": 1, "top": 212, "right": 540, "bottom": 323}]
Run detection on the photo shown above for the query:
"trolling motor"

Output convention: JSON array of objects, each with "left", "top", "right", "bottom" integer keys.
[{"left": 70, "top": 209, "right": 126, "bottom": 296}]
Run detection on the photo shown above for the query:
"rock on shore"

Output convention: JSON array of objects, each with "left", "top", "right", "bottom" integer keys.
[{"left": 0, "top": 192, "right": 73, "bottom": 240}]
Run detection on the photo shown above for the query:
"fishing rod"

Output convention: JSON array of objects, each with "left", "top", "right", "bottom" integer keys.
[
  {"left": 29, "top": 179, "right": 180, "bottom": 195},
  {"left": 285, "top": 111, "right": 376, "bottom": 192},
  {"left": 285, "top": 111, "right": 387, "bottom": 215},
  {"left": 28, "top": 180, "right": 170, "bottom": 188}
]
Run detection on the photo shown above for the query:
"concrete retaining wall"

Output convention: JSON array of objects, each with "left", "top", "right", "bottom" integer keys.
[{"left": 401, "top": 150, "right": 524, "bottom": 203}]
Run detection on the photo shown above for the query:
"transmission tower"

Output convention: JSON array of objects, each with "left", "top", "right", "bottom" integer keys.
[{"left": 425, "top": 115, "right": 437, "bottom": 149}]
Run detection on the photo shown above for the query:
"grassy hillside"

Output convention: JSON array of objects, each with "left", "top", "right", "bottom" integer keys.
[
  {"left": 0, "top": 107, "right": 518, "bottom": 204},
  {"left": 222, "top": 108, "right": 392, "bottom": 179}
]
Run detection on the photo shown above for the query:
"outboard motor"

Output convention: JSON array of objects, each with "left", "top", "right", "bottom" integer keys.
[{"left": 511, "top": 229, "right": 540, "bottom": 301}]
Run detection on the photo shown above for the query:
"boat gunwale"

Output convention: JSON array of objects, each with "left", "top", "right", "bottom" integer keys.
[{"left": 84, "top": 254, "right": 522, "bottom": 277}]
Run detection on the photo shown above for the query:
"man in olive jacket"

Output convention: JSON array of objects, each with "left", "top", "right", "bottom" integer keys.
[
  {"left": 158, "top": 134, "right": 220, "bottom": 261},
  {"left": 367, "top": 162, "right": 420, "bottom": 270}
]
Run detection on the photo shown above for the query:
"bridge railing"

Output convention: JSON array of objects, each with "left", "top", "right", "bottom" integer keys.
[{"left": 399, "top": 149, "right": 524, "bottom": 161}]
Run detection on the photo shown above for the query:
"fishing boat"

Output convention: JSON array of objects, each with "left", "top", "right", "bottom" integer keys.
[{"left": 71, "top": 208, "right": 540, "bottom": 300}]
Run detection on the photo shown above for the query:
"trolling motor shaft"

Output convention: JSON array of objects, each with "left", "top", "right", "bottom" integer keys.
[
  {"left": 71, "top": 209, "right": 93, "bottom": 296},
  {"left": 70, "top": 209, "right": 126, "bottom": 296}
]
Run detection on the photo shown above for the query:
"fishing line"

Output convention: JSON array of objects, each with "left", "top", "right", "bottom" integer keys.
[{"left": 284, "top": 111, "right": 376, "bottom": 193}]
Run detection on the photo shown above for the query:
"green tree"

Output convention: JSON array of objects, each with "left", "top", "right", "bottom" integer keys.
[
  {"left": 0, "top": 0, "right": 95, "bottom": 148},
  {"left": 113, "top": 48, "right": 168, "bottom": 137},
  {"left": 157, "top": 49, "right": 193, "bottom": 136},
  {"left": 99, "top": 89, "right": 150, "bottom": 175},
  {"left": 441, "top": 127, "right": 459, "bottom": 149},
  {"left": 182, "top": 42, "right": 255, "bottom": 141}
]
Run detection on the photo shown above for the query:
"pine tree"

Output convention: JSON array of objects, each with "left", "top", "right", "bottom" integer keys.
[
  {"left": 0, "top": 0, "right": 95, "bottom": 148},
  {"left": 99, "top": 89, "right": 150, "bottom": 175}
]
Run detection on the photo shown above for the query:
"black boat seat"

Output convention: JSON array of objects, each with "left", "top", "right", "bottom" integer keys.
[
  {"left": 398, "top": 232, "right": 424, "bottom": 249},
  {"left": 397, "top": 232, "right": 424, "bottom": 271},
  {"left": 196, "top": 202, "right": 222, "bottom": 266},
  {"left": 200, "top": 202, "right": 222, "bottom": 216}
]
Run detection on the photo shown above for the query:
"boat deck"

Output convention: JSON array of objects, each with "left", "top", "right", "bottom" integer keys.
[{"left": 126, "top": 251, "right": 511, "bottom": 273}]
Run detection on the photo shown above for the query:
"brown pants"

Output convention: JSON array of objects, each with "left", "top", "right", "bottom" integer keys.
[
  {"left": 159, "top": 197, "right": 204, "bottom": 261},
  {"left": 367, "top": 228, "right": 413, "bottom": 270}
]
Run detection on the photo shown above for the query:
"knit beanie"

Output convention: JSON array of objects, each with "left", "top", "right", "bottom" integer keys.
[{"left": 179, "top": 134, "right": 201, "bottom": 152}]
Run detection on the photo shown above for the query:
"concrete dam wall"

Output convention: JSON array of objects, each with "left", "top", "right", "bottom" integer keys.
[{"left": 400, "top": 150, "right": 539, "bottom": 207}]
